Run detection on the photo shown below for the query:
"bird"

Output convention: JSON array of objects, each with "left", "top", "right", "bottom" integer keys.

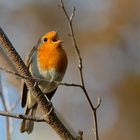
[{"left": 20, "top": 31, "right": 68, "bottom": 134}]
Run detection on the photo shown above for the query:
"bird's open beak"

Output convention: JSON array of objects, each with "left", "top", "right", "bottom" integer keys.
[
  {"left": 59, "top": 40, "right": 63, "bottom": 43},
  {"left": 53, "top": 40, "right": 63, "bottom": 47},
  {"left": 56, "top": 40, "right": 63, "bottom": 44}
]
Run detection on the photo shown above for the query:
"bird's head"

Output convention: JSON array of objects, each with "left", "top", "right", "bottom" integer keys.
[{"left": 38, "top": 31, "right": 63, "bottom": 48}]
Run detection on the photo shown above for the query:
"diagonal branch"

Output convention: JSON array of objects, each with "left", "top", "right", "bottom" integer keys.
[{"left": 0, "top": 27, "right": 76, "bottom": 140}]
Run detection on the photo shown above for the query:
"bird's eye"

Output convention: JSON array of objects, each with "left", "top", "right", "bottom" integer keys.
[
  {"left": 43, "top": 38, "right": 48, "bottom": 42},
  {"left": 52, "top": 37, "right": 57, "bottom": 42}
]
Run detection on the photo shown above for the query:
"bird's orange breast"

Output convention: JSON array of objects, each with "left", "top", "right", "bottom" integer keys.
[{"left": 37, "top": 44, "right": 67, "bottom": 74}]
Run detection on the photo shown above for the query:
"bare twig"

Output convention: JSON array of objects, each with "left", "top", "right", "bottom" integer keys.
[
  {"left": 0, "top": 27, "right": 77, "bottom": 140},
  {"left": 59, "top": 1, "right": 101, "bottom": 140},
  {"left": 0, "top": 73, "right": 11, "bottom": 140},
  {"left": 60, "top": 0, "right": 95, "bottom": 110},
  {"left": 96, "top": 97, "right": 102, "bottom": 110},
  {"left": 0, "top": 110, "right": 45, "bottom": 122},
  {"left": 0, "top": 66, "right": 82, "bottom": 88},
  {"left": 59, "top": 82, "right": 82, "bottom": 88}
]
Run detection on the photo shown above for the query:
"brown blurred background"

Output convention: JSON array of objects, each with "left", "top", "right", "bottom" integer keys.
[{"left": 0, "top": 0, "right": 140, "bottom": 140}]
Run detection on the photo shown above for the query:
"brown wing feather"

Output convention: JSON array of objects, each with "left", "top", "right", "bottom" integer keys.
[
  {"left": 20, "top": 104, "right": 37, "bottom": 133},
  {"left": 21, "top": 46, "right": 37, "bottom": 108},
  {"left": 45, "top": 88, "right": 57, "bottom": 100},
  {"left": 21, "top": 82, "right": 28, "bottom": 107}
]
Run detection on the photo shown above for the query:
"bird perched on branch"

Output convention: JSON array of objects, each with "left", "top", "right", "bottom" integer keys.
[{"left": 20, "top": 31, "right": 68, "bottom": 134}]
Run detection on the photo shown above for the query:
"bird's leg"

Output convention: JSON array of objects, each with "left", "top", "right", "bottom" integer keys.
[
  {"left": 33, "top": 79, "right": 40, "bottom": 88},
  {"left": 47, "top": 101, "right": 54, "bottom": 115},
  {"left": 42, "top": 101, "right": 54, "bottom": 123},
  {"left": 33, "top": 80, "right": 55, "bottom": 114}
]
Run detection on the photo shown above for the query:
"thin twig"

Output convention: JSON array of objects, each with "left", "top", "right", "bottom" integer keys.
[
  {"left": 60, "top": 0, "right": 95, "bottom": 110},
  {"left": 59, "top": 82, "right": 82, "bottom": 88},
  {"left": 59, "top": 1, "right": 101, "bottom": 140},
  {"left": 0, "top": 74, "right": 11, "bottom": 140},
  {"left": 92, "top": 97, "right": 101, "bottom": 140},
  {"left": 0, "top": 110, "right": 45, "bottom": 122},
  {"left": 0, "top": 66, "right": 82, "bottom": 88}
]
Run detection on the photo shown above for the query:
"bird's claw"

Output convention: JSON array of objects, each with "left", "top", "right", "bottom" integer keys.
[
  {"left": 42, "top": 102, "right": 54, "bottom": 123},
  {"left": 33, "top": 81, "right": 39, "bottom": 87},
  {"left": 47, "top": 101, "right": 54, "bottom": 115}
]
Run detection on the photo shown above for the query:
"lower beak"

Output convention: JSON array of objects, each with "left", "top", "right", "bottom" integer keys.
[{"left": 56, "top": 40, "right": 63, "bottom": 45}]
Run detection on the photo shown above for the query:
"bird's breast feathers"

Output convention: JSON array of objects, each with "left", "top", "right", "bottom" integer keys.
[
  {"left": 30, "top": 50, "right": 67, "bottom": 93},
  {"left": 37, "top": 46, "right": 67, "bottom": 74}
]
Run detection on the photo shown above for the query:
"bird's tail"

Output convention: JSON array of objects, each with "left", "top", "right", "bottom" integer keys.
[{"left": 20, "top": 104, "right": 37, "bottom": 134}]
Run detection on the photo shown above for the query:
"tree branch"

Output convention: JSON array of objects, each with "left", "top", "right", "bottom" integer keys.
[
  {"left": 0, "top": 110, "right": 45, "bottom": 122},
  {"left": 0, "top": 66, "right": 82, "bottom": 88},
  {"left": 0, "top": 27, "right": 76, "bottom": 140},
  {"left": 59, "top": 1, "right": 101, "bottom": 140}
]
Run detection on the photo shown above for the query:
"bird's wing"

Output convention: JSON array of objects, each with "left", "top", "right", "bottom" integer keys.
[{"left": 21, "top": 46, "right": 37, "bottom": 108}]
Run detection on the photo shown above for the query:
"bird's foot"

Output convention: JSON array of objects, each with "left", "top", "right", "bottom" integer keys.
[
  {"left": 47, "top": 101, "right": 54, "bottom": 115},
  {"left": 42, "top": 101, "right": 54, "bottom": 123},
  {"left": 33, "top": 80, "right": 39, "bottom": 87}
]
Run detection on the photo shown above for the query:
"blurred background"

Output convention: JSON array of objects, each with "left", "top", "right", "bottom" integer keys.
[{"left": 0, "top": 0, "right": 140, "bottom": 140}]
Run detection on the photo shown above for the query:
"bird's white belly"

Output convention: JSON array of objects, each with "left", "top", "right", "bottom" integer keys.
[{"left": 38, "top": 68, "right": 63, "bottom": 93}]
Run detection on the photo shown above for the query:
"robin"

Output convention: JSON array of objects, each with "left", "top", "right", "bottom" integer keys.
[{"left": 20, "top": 31, "right": 68, "bottom": 134}]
